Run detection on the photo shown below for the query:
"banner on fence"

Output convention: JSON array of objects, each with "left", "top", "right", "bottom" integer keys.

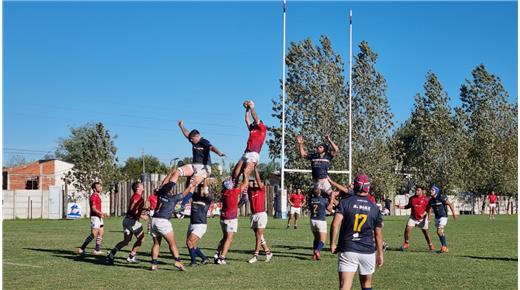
[{"left": 66, "top": 203, "right": 82, "bottom": 219}]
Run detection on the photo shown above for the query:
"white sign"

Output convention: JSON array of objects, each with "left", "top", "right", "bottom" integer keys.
[{"left": 66, "top": 203, "right": 82, "bottom": 219}]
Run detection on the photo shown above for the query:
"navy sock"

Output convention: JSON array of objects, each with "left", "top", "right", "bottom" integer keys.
[
  {"left": 152, "top": 259, "right": 158, "bottom": 265},
  {"left": 316, "top": 241, "right": 324, "bottom": 252},
  {"left": 362, "top": 288, "right": 372, "bottom": 290},
  {"left": 194, "top": 247, "right": 207, "bottom": 260},
  {"left": 188, "top": 248, "right": 197, "bottom": 264},
  {"left": 81, "top": 234, "right": 94, "bottom": 249},
  {"left": 313, "top": 240, "right": 318, "bottom": 251},
  {"left": 175, "top": 256, "right": 182, "bottom": 262},
  {"left": 440, "top": 235, "right": 447, "bottom": 246}
]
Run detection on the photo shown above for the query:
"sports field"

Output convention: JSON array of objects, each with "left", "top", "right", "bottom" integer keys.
[{"left": 3, "top": 215, "right": 517, "bottom": 290}]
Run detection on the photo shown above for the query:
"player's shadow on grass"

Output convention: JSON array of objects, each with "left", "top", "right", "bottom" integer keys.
[
  {"left": 198, "top": 247, "right": 310, "bottom": 261},
  {"left": 23, "top": 248, "right": 181, "bottom": 271},
  {"left": 459, "top": 255, "right": 518, "bottom": 262}
]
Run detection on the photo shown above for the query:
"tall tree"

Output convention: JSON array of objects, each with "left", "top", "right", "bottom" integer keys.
[
  {"left": 268, "top": 36, "right": 350, "bottom": 189},
  {"left": 121, "top": 155, "right": 169, "bottom": 181},
  {"left": 56, "top": 122, "right": 121, "bottom": 200},
  {"left": 351, "top": 41, "right": 397, "bottom": 196},
  {"left": 459, "top": 64, "right": 517, "bottom": 196}
]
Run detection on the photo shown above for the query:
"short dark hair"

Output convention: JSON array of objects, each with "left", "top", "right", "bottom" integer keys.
[
  {"left": 132, "top": 181, "right": 141, "bottom": 192},
  {"left": 91, "top": 182, "right": 101, "bottom": 190},
  {"left": 188, "top": 129, "right": 200, "bottom": 138},
  {"left": 415, "top": 185, "right": 423, "bottom": 190}
]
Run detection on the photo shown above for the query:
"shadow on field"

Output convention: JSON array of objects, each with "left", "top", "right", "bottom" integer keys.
[
  {"left": 198, "top": 246, "right": 312, "bottom": 261},
  {"left": 459, "top": 255, "right": 518, "bottom": 262},
  {"left": 23, "top": 248, "right": 183, "bottom": 271}
]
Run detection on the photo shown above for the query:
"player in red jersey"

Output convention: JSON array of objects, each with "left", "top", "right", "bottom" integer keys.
[
  {"left": 247, "top": 166, "right": 273, "bottom": 263},
  {"left": 287, "top": 189, "right": 306, "bottom": 229},
  {"left": 106, "top": 181, "right": 147, "bottom": 264},
  {"left": 146, "top": 190, "right": 158, "bottom": 233},
  {"left": 214, "top": 178, "right": 247, "bottom": 265},
  {"left": 395, "top": 186, "right": 434, "bottom": 251},
  {"left": 232, "top": 100, "right": 267, "bottom": 189},
  {"left": 77, "top": 182, "right": 106, "bottom": 256},
  {"left": 488, "top": 191, "right": 497, "bottom": 220}
]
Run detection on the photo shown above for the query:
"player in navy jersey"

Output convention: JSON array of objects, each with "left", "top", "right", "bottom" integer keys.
[
  {"left": 185, "top": 184, "right": 212, "bottom": 266},
  {"left": 296, "top": 134, "right": 339, "bottom": 197},
  {"left": 330, "top": 174, "right": 384, "bottom": 290},
  {"left": 426, "top": 185, "right": 457, "bottom": 253},
  {"left": 162, "top": 120, "right": 226, "bottom": 207},
  {"left": 308, "top": 188, "right": 331, "bottom": 260},
  {"left": 149, "top": 172, "right": 192, "bottom": 271}
]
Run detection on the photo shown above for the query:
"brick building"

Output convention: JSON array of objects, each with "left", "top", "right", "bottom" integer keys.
[{"left": 2, "top": 159, "right": 74, "bottom": 190}]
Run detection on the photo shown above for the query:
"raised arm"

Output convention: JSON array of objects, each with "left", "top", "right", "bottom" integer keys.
[
  {"left": 296, "top": 135, "right": 308, "bottom": 158},
  {"left": 245, "top": 108, "right": 251, "bottom": 128},
  {"left": 329, "top": 212, "right": 343, "bottom": 254},
  {"left": 326, "top": 134, "right": 339, "bottom": 157},
  {"left": 210, "top": 145, "right": 226, "bottom": 157},
  {"left": 178, "top": 120, "right": 190, "bottom": 139},
  {"left": 253, "top": 165, "right": 264, "bottom": 188},
  {"left": 250, "top": 106, "right": 260, "bottom": 124},
  {"left": 327, "top": 177, "right": 349, "bottom": 193}
]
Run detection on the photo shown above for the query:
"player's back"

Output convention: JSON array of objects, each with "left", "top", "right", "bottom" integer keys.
[
  {"left": 337, "top": 195, "right": 383, "bottom": 254},
  {"left": 309, "top": 195, "right": 328, "bottom": 221}
]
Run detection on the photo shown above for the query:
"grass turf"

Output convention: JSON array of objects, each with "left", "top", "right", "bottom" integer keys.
[{"left": 3, "top": 215, "right": 517, "bottom": 289}]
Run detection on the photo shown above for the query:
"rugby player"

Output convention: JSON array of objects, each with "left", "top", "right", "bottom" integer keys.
[
  {"left": 296, "top": 134, "right": 339, "bottom": 198},
  {"left": 214, "top": 178, "right": 247, "bottom": 265},
  {"left": 77, "top": 182, "right": 105, "bottom": 256},
  {"left": 146, "top": 189, "right": 158, "bottom": 234},
  {"left": 186, "top": 184, "right": 212, "bottom": 267},
  {"left": 488, "top": 191, "right": 497, "bottom": 219},
  {"left": 247, "top": 166, "right": 273, "bottom": 263},
  {"left": 149, "top": 170, "right": 191, "bottom": 271},
  {"left": 395, "top": 186, "right": 434, "bottom": 251},
  {"left": 426, "top": 185, "right": 457, "bottom": 253},
  {"left": 330, "top": 174, "right": 384, "bottom": 290},
  {"left": 106, "top": 181, "right": 147, "bottom": 264},
  {"left": 287, "top": 189, "right": 305, "bottom": 229},
  {"left": 308, "top": 187, "right": 331, "bottom": 260}
]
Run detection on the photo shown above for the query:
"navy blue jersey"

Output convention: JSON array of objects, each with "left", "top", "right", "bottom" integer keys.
[
  {"left": 307, "top": 152, "right": 333, "bottom": 180},
  {"left": 191, "top": 138, "right": 212, "bottom": 165},
  {"left": 308, "top": 195, "right": 328, "bottom": 221},
  {"left": 153, "top": 183, "right": 184, "bottom": 219},
  {"left": 190, "top": 193, "right": 212, "bottom": 224},
  {"left": 427, "top": 194, "right": 449, "bottom": 219},
  {"left": 336, "top": 195, "right": 383, "bottom": 254}
]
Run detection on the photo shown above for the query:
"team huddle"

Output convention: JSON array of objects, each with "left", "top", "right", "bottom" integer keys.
[{"left": 76, "top": 101, "right": 458, "bottom": 290}]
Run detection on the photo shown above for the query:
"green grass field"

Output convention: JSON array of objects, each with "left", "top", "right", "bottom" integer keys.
[{"left": 3, "top": 215, "right": 518, "bottom": 290}]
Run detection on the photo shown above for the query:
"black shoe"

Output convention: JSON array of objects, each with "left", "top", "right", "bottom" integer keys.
[
  {"left": 201, "top": 258, "right": 210, "bottom": 265},
  {"left": 106, "top": 255, "right": 115, "bottom": 265},
  {"left": 188, "top": 262, "right": 198, "bottom": 267},
  {"left": 294, "top": 225, "right": 298, "bottom": 229}
]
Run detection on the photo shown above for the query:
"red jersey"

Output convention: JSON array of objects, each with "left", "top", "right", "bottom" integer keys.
[
  {"left": 147, "top": 194, "right": 158, "bottom": 210},
  {"left": 289, "top": 193, "right": 305, "bottom": 208},
  {"left": 245, "top": 121, "right": 267, "bottom": 153},
  {"left": 221, "top": 188, "right": 241, "bottom": 220},
  {"left": 248, "top": 186, "right": 265, "bottom": 214},
  {"left": 367, "top": 194, "right": 376, "bottom": 204},
  {"left": 89, "top": 192, "right": 102, "bottom": 218},
  {"left": 405, "top": 194, "right": 429, "bottom": 220},
  {"left": 126, "top": 193, "right": 145, "bottom": 220},
  {"left": 489, "top": 194, "right": 497, "bottom": 204}
]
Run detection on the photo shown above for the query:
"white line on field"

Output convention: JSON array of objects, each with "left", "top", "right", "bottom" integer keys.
[{"left": 3, "top": 262, "right": 43, "bottom": 268}]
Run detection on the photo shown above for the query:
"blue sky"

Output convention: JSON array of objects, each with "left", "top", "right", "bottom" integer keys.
[{"left": 3, "top": 1, "right": 517, "bottom": 167}]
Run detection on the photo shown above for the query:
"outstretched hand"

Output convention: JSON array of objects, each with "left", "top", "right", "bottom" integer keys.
[
  {"left": 178, "top": 120, "right": 184, "bottom": 127},
  {"left": 296, "top": 135, "right": 304, "bottom": 144}
]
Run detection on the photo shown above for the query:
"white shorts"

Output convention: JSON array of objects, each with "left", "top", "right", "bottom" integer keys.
[
  {"left": 313, "top": 179, "right": 332, "bottom": 194},
  {"left": 407, "top": 217, "right": 428, "bottom": 230},
  {"left": 435, "top": 217, "right": 448, "bottom": 229},
  {"left": 310, "top": 219, "right": 327, "bottom": 233},
  {"left": 151, "top": 218, "right": 173, "bottom": 238},
  {"left": 220, "top": 219, "right": 238, "bottom": 233},
  {"left": 148, "top": 210, "right": 155, "bottom": 217},
  {"left": 338, "top": 252, "right": 376, "bottom": 275},
  {"left": 179, "top": 164, "right": 211, "bottom": 179},
  {"left": 188, "top": 224, "right": 208, "bottom": 239},
  {"left": 290, "top": 207, "right": 301, "bottom": 215},
  {"left": 90, "top": 216, "right": 104, "bottom": 229},
  {"left": 250, "top": 212, "right": 268, "bottom": 229},
  {"left": 123, "top": 217, "right": 143, "bottom": 235},
  {"left": 241, "top": 152, "right": 260, "bottom": 164},
  {"left": 489, "top": 203, "right": 496, "bottom": 209}
]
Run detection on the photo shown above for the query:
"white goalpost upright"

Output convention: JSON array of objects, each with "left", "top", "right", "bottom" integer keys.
[{"left": 279, "top": 4, "right": 353, "bottom": 213}]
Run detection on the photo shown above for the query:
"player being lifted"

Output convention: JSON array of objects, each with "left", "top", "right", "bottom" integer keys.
[
  {"left": 166, "top": 120, "right": 225, "bottom": 203},
  {"left": 106, "top": 181, "right": 147, "bottom": 264},
  {"left": 426, "top": 185, "right": 457, "bottom": 253},
  {"left": 296, "top": 134, "right": 339, "bottom": 198},
  {"left": 247, "top": 166, "right": 273, "bottom": 263},
  {"left": 77, "top": 182, "right": 106, "bottom": 256},
  {"left": 149, "top": 170, "right": 192, "bottom": 271},
  {"left": 330, "top": 174, "right": 384, "bottom": 290},
  {"left": 186, "top": 183, "right": 212, "bottom": 267},
  {"left": 395, "top": 186, "right": 434, "bottom": 251}
]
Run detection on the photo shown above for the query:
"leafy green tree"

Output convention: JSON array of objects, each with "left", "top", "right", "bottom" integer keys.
[
  {"left": 351, "top": 41, "right": 398, "bottom": 196},
  {"left": 56, "top": 122, "right": 121, "bottom": 200},
  {"left": 459, "top": 64, "right": 517, "bottom": 196},
  {"left": 268, "top": 36, "right": 350, "bottom": 190},
  {"left": 121, "top": 155, "right": 169, "bottom": 180}
]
